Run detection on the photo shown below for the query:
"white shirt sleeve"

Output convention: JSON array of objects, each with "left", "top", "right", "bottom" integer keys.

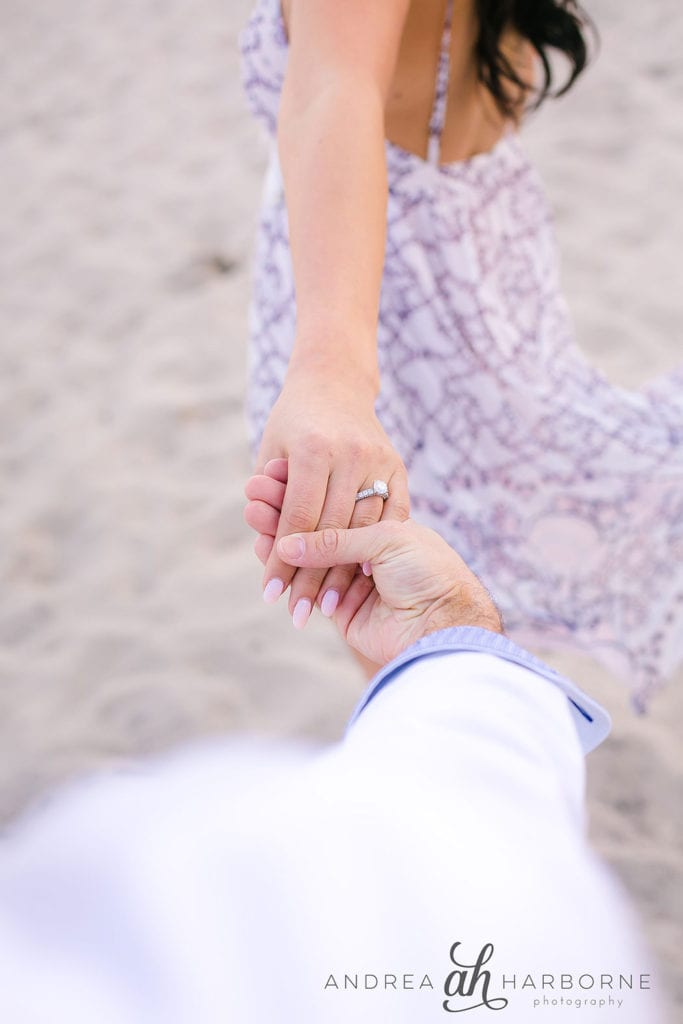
[
  {"left": 0, "top": 648, "right": 664, "bottom": 1023},
  {"left": 347, "top": 625, "right": 612, "bottom": 754}
]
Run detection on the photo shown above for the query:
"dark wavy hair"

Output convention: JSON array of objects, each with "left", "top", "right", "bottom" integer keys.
[{"left": 475, "top": 0, "right": 597, "bottom": 117}]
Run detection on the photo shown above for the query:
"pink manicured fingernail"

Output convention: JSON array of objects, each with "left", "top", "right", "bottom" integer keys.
[
  {"left": 362, "top": 561, "right": 373, "bottom": 577},
  {"left": 292, "top": 598, "right": 312, "bottom": 630},
  {"left": 263, "top": 578, "right": 284, "bottom": 604},
  {"left": 320, "top": 589, "right": 339, "bottom": 618}
]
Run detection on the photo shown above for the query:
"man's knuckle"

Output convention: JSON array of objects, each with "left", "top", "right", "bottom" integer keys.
[{"left": 318, "top": 527, "right": 339, "bottom": 555}]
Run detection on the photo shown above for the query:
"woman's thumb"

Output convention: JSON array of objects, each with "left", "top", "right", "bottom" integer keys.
[{"left": 277, "top": 523, "right": 387, "bottom": 569}]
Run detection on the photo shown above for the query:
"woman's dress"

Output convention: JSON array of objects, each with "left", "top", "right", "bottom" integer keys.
[{"left": 239, "top": 0, "right": 683, "bottom": 708}]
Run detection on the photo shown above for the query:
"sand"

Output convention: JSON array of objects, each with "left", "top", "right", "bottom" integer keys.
[{"left": 1, "top": 0, "right": 681, "bottom": 1015}]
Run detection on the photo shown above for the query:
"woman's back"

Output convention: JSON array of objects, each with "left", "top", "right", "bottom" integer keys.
[{"left": 280, "top": 0, "right": 535, "bottom": 164}]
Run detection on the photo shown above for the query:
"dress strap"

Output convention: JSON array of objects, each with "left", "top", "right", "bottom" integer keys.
[{"left": 427, "top": 0, "right": 454, "bottom": 166}]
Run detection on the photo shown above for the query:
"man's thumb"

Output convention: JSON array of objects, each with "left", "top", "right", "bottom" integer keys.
[{"left": 277, "top": 523, "right": 384, "bottom": 568}]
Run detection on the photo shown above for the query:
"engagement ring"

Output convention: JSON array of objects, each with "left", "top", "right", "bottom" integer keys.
[{"left": 355, "top": 480, "right": 390, "bottom": 502}]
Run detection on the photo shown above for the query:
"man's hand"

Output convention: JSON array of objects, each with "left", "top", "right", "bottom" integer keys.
[{"left": 245, "top": 461, "right": 502, "bottom": 666}]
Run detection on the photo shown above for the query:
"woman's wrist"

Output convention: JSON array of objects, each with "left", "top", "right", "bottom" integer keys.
[{"left": 287, "top": 337, "right": 381, "bottom": 400}]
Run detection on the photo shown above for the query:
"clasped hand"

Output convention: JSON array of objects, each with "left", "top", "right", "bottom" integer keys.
[
  {"left": 244, "top": 461, "right": 503, "bottom": 666},
  {"left": 248, "top": 366, "right": 410, "bottom": 628}
]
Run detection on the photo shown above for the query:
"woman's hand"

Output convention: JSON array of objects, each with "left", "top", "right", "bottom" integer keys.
[
  {"left": 245, "top": 464, "right": 503, "bottom": 664},
  {"left": 252, "top": 363, "right": 410, "bottom": 627}
]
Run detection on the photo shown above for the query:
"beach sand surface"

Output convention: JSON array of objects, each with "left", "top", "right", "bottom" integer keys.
[{"left": 1, "top": 0, "right": 681, "bottom": 1015}]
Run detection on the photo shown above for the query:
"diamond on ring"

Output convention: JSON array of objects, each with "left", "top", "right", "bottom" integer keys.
[{"left": 355, "top": 479, "right": 390, "bottom": 502}]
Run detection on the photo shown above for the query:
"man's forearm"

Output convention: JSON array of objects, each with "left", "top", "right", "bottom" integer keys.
[
  {"left": 277, "top": 76, "right": 387, "bottom": 389},
  {"left": 345, "top": 650, "right": 586, "bottom": 820}
]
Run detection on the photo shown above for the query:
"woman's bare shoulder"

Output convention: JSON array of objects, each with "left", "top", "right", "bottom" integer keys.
[{"left": 280, "top": 0, "right": 412, "bottom": 99}]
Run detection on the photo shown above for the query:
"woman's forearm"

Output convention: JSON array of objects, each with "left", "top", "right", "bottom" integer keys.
[{"left": 277, "top": 74, "right": 387, "bottom": 394}]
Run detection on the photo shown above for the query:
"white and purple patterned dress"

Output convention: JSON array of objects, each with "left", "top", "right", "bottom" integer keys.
[{"left": 239, "top": 0, "right": 683, "bottom": 708}]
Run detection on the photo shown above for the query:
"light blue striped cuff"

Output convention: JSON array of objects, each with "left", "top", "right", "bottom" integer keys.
[{"left": 345, "top": 626, "right": 611, "bottom": 754}]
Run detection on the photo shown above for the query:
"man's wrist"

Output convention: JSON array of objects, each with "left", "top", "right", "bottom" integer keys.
[{"left": 422, "top": 586, "right": 504, "bottom": 639}]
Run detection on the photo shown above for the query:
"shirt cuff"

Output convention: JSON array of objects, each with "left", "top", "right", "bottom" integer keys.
[{"left": 345, "top": 626, "right": 611, "bottom": 755}]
